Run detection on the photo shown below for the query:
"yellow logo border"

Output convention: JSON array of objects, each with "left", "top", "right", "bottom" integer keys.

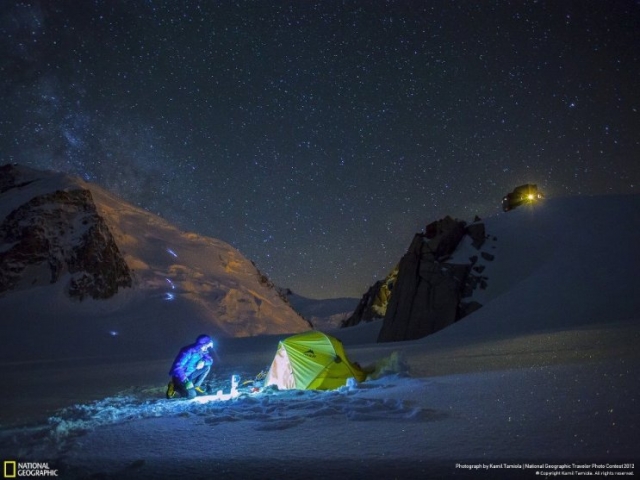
[{"left": 4, "top": 461, "right": 17, "bottom": 478}]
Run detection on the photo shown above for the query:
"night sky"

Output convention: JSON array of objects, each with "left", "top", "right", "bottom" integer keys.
[{"left": 1, "top": 1, "right": 638, "bottom": 299}]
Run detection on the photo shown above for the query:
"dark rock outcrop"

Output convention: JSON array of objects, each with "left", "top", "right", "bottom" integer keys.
[
  {"left": 0, "top": 185, "right": 132, "bottom": 300},
  {"left": 373, "top": 216, "right": 491, "bottom": 342},
  {"left": 466, "top": 222, "right": 486, "bottom": 249},
  {"left": 342, "top": 266, "right": 398, "bottom": 327},
  {"left": 0, "top": 164, "right": 37, "bottom": 194},
  {"left": 342, "top": 280, "right": 385, "bottom": 327}
]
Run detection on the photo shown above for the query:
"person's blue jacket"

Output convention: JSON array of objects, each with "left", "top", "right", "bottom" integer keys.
[{"left": 169, "top": 338, "right": 213, "bottom": 383}]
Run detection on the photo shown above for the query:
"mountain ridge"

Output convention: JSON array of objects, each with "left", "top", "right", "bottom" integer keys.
[
  {"left": 0, "top": 164, "right": 311, "bottom": 360},
  {"left": 342, "top": 191, "right": 640, "bottom": 343}
]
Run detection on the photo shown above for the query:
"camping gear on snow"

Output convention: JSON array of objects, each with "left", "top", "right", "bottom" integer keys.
[
  {"left": 265, "top": 331, "right": 367, "bottom": 390},
  {"left": 191, "top": 374, "right": 243, "bottom": 404}
]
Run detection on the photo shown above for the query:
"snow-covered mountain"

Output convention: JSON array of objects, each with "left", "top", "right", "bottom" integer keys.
[
  {"left": 282, "top": 289, "right": 358, "bottom": 330},
  {"left": 0, "top": 164, "right": 310, "bottom": 361},
  {"left": 346, "top": 192, "right": 640, "bottom": 343}
]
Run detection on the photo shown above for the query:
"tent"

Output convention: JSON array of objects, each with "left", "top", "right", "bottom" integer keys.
[{"left": 265, "top": 331, "right": 367, "bottom": 390}]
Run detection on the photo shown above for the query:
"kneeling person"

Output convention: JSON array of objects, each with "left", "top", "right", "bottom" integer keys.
[{"left": 167, "top": 334, "right": 214, "bottom": 399}]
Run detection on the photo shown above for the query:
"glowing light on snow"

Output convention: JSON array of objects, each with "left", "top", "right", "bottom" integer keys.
[
  {"left": 166, "top": 248, "right": 178, "bottom": 258},
  {"left": 191, "top": 375, "right": 242, "bottom": 403}
]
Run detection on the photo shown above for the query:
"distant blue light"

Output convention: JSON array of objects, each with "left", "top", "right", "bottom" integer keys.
[
  {"left": 109, "top": 330, "right": 119, "bottom": 337},
  {"left": 167, "top": 248, "right": 178, "bottom": 258},
  {"left": 164, "top": 292, "right": 175, "bottom": 301},
  {"left": 165, "top": 278, "right": 175, "bottom": 289}
]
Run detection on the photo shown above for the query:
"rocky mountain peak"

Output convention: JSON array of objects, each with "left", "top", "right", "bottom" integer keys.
[
  {"left": 0, "top": 164, "right": 310, "bottom": 346},
  {"left": 0, "top": 169, "right": 132, "bottom": 300},
  {"left": 344, "top": 215, "right": 492, "bottom": 342}
]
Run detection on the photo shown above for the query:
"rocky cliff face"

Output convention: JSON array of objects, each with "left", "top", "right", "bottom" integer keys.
[
  {"left": 345, "top": 215, "right": 491, "bottom": 342},
  {"left": 0, "top": 167, "right": 132, "bottom": 300},
  {"left": 341, "top": 266, "right": 398, "bottom": 328},
  {"left": 0, "top": 164, "right": 310, "bottom": 345}
]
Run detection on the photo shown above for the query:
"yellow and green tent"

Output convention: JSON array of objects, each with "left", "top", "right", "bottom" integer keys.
[{"left": 265, "top": 331, "right": 367, "bottom": 390}]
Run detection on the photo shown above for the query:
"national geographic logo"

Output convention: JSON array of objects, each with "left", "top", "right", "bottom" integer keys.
[{"left": 3, "top": 461, "right": 58, "bottom": 477}]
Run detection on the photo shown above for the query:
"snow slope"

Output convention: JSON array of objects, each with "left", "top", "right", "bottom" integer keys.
[
  {"left": 0, "top": 165, "right": 310, "bottom": 361},
  {"left": 1, "top": 194, "right": 639, "bottom": 479},
  {"left": 286, "top": 291, "right": 359, "bottom": 330}
]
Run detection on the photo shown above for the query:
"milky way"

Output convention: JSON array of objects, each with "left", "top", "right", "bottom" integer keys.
[{"left": 1, "top": 1, "right": 638, "bottom": 298}]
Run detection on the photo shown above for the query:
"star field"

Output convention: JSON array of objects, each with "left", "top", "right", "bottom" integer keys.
[{"left": 1, "top": 1, "right": 638, "bottom": 298}]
